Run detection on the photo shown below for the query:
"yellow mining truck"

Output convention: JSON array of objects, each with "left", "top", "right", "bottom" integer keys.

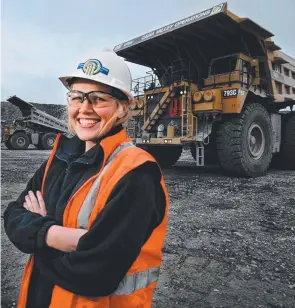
[{"left": 114, "top": 3, "right": 295, "bottom": 177}]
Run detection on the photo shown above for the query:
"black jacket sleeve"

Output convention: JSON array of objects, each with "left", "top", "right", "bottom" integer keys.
[
  {"left": 34, "top": 162, "right": 166, "bottom": 297},
  {"left": 4, "top": 160, "right": 58, "bottom": 254}
]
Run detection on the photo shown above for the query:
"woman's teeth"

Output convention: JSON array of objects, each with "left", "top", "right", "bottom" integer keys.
[{"left": 79, "top": 119, "right": 100, "bottom": 127}]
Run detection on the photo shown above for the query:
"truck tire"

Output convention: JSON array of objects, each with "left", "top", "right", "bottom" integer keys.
[
  {"left": 274, "top": 113, "right": 295, "bottom": 169},
  {"left": 140, "top": 145, "right": 182, "bottom": 168},
  {"left": 216, "top": 103, "right": 272, "bottom": 177},
  {"left": 40, "top": 133, "right": 57, "bottom": 150},
  {"left": 4, "top": 138, "right": 13, "bottom": 150},
  {"left": 9, "top": 132, "right": 30, "bottom": 150}
]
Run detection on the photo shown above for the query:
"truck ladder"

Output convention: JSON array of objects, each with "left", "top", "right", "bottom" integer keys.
[
  {"left": 142, "top": 89, "right": 172, "bottom": 131},
  {"left": 181, "top": 94, "right": 194, "bottom": 137},
  {"left": 132, "top": 65, "right": 174, "bottom": 132},
  {"left": 196, "top": 142, "right": 205, "bottom": 166},
  {"left": 126, "top": 118, "right": 136, "bottom": 138}
]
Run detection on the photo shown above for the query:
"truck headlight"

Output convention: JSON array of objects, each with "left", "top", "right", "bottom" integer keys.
[
  {"left": 204, "top": 90, "right": 214, "bottom": 102},
  {"left": 137, "top": 99, "right": 144, "bottom": 109},
  {"left": 157, "top": 124, "right": 165, "bottom": 132},
  {"left": 193, "top": 91, "right": 202, "bottom": 103}
]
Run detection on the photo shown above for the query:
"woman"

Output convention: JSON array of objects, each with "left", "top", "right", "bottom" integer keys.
[{"left": 4, "top": 50, "right": 169, "bottom": 308}]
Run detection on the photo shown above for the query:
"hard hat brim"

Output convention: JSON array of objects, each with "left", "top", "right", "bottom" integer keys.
[{"left": 59, "top": 75, "right": 134, "bottom": 104}]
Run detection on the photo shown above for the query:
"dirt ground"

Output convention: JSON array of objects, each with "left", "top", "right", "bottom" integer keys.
[{"left": 1, "top": 147, "right": 295, "bottom": 308}]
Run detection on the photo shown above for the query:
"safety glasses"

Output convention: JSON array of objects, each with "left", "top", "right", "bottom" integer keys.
[{"left": 66, "top": 90, "right": 116, "bottom": 107}]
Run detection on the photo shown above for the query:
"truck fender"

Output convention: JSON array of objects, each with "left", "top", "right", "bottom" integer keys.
[{"left": 236, "top": 89, "right": 250, "bottom": 113}]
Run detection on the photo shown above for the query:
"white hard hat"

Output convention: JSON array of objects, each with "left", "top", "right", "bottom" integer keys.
[{"left": 59, "top": 50, "right": 134, "bottom": 103}]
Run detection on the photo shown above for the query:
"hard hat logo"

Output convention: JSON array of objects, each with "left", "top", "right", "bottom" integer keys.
[{"left": 77, "top": 59, "right": 109, "bottom": 76}]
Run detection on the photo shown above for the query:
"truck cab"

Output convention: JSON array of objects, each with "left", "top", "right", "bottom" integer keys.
[{"left": 205, "top": 53, "right": 255, "bottom": 88}]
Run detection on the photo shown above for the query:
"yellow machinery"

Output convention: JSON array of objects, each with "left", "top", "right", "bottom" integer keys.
[{"left": 114, "top": 3, "right": 295, "bottom": 177}]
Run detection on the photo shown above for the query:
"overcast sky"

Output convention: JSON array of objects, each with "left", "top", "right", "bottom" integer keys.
[{"left": 1, "top": 0, "right": 295, "bottom": 105}]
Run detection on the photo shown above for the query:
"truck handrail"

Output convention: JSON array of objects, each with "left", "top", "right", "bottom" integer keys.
[
  {"left": 133, "top": 65, "right": 173, "bottom": 120},
  {"left": 132, "top": 71, "right": 161, "bottom": 97}
]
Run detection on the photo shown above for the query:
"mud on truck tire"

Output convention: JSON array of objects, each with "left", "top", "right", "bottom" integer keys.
[{"left": 216, "top": 103, "right": 273, "bottom": 177}]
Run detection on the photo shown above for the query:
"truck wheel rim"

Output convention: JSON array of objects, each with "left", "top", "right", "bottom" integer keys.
[
  {"left": 247, "top": 123, "right": 265, "bottom": 160},
  {"left": 47, "top": 138, "right": 55, "bottom": 146},
  {"left": 16, "top": 137, "right": 26, "bottom": 146}
]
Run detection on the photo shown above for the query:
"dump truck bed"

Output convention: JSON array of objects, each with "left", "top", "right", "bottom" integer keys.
[
  {"left": 7, "top": 96, "right": 68, "bottom": 133},
  {"left": 114, "top": 2, "right": 274, "bottom": 81}
]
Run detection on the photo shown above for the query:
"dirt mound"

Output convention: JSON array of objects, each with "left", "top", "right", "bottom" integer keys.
[{"left": 1, "top": 101, "right": 67, "bottom": 125}]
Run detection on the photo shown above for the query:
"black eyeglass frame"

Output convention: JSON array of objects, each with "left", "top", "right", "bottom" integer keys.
[
  {"left": 67, "top": 89, "right": 128, "bottom": 105},
  {"left": 66, "top": 90, "right": 114, "bottom": 104}
]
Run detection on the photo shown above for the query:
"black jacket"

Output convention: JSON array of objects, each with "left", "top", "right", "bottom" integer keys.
[{"left": 4, "top": 126, "right": 166, "bottom": 308}]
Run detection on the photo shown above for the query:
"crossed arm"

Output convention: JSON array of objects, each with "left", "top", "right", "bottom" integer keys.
[
  {"left": 4, "top": 161, "right": 87, "bottom": 254},
  {"left": 23, "top": 190, "right": 87, "bottom": 252}
]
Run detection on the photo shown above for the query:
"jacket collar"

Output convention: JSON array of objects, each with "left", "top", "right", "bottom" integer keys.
[
  {"left": 100, "top": 127, "right": 131, "bottom": 165},
  {"left": 55, "top": 125, "right": 128, "bottom": 166}
]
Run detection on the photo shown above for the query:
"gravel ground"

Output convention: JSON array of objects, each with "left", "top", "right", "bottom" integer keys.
[{"left": 1, "top": 147, "right": 295, "bottom": 308}]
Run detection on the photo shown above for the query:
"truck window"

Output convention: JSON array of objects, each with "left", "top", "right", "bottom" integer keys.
[
  {"left": 240, "top": 60, "right": 251, "bottom": 73},
  {"left": 209, "top": 57, "right": 237, "bottom": 75}
]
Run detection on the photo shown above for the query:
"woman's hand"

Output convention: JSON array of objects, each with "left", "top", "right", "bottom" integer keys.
[
  {"left": 46, "top": 226, "right": 88, "bottom": 252},
  {"left": 23, "top": 191, "right": 47, "bottom": 217}
]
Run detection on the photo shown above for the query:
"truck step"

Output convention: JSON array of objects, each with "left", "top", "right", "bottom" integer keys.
[{"left": 196, "top": 145, "right": 204, "bottom": 167}]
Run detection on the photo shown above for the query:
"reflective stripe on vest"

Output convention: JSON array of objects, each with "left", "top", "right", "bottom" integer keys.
[
  {"left": 113, "top": 267, "right": 160, "bottom": 295},
  {"left": 77, "top": 142, "right": 135, "bottom": 229}
]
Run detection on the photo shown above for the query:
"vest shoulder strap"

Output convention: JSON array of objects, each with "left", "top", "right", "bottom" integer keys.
[{"left": 77, "top": 142, "right": 135, "bottom": 229}]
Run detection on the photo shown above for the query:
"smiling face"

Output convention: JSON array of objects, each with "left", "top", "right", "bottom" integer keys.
[{"left": 68, "top": 79, "right": 122, "bottom": 151}]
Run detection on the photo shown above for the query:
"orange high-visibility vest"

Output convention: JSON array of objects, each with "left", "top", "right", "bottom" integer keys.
[{"left": 17, "top": 129, "right": 169, "bottom": 308}]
